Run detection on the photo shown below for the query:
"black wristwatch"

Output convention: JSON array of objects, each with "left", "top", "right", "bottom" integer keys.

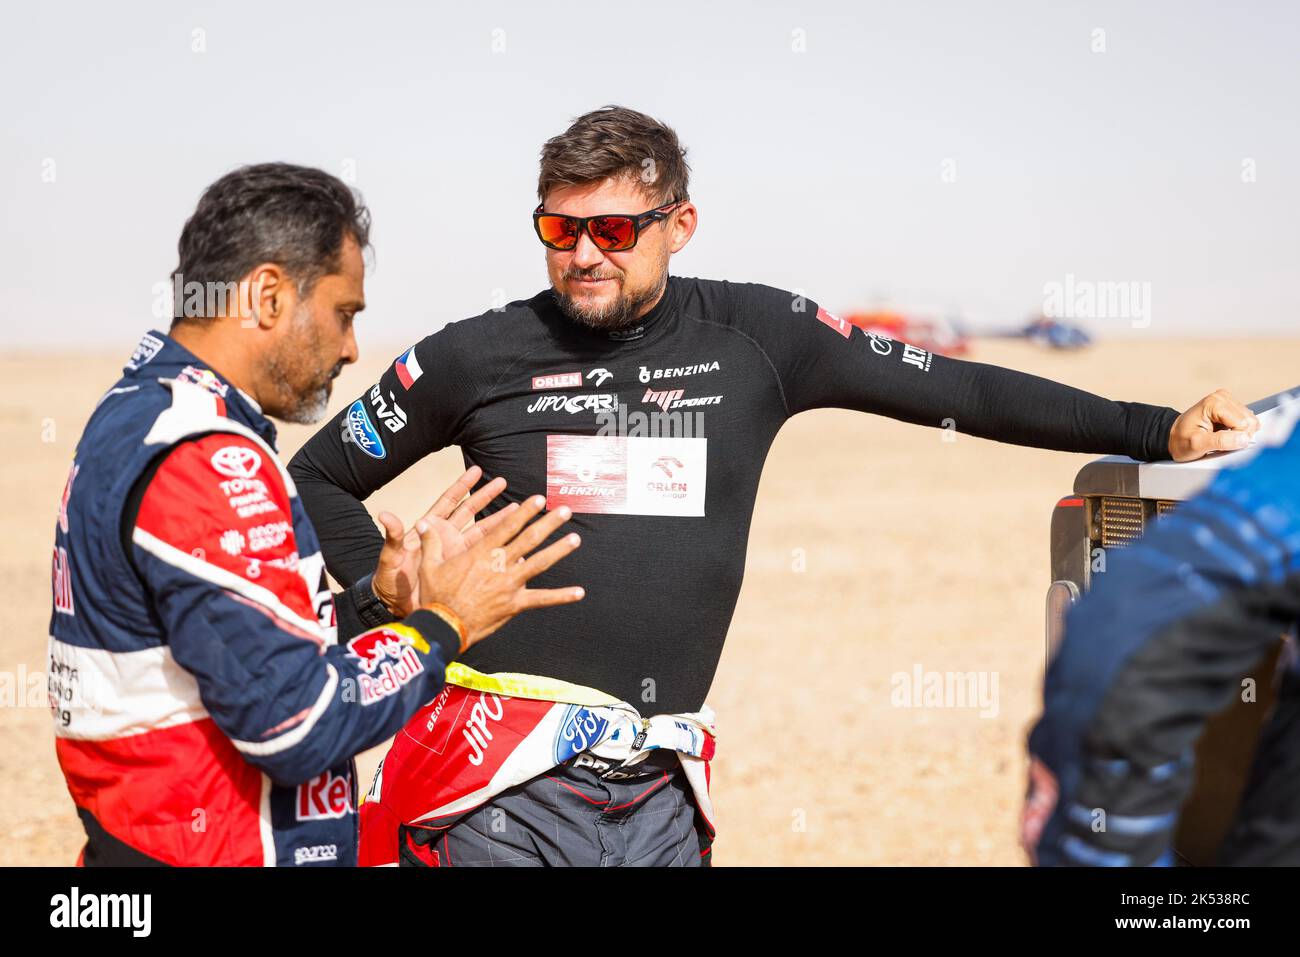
[
  {"left": 349, "top": 573, "right": 395, "bottom": 629},
  {"left": 334, "top": 573, "right": 400, "bottom": 642}
]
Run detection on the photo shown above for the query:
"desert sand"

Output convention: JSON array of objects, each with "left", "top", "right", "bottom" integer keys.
[{"left": 2, "top": 337, "right": 1295, "bottom": 866}]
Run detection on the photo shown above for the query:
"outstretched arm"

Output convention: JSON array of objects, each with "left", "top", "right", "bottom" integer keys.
[{"left": 727, "top": 282, "right": 1257, "bottom": 460}]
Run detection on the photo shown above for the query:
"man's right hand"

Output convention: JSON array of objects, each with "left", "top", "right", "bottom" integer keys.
[{"left": 417, "top": 495, "right": 584, "bottom": 651}]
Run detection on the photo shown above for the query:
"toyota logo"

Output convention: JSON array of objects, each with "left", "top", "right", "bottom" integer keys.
[{"left": 210, "top": 445, "right": 262, "bottom": 479}]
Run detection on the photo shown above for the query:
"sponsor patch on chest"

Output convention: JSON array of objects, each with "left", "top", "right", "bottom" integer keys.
[{"left": 545, "top": 435, "right": 706, "bottom": 516}]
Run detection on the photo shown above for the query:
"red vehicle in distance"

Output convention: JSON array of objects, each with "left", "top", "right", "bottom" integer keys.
[{"left": 844, "top": 309, "right": 972, "bottom": 357}]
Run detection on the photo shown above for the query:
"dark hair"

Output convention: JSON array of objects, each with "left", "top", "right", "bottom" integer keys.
[
  {"left": 171, "top": 162, "right": 371, "bottom": 322},
  {"left": 538, "top": 105, "right": 690, "bottom": 206}
]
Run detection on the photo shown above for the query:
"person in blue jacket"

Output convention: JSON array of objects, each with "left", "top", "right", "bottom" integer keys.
[{"left": 1024, "top": 398, "right": 1300, "bottom": 866}]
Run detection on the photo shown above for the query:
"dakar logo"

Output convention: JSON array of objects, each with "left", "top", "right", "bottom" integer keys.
[{"left": 210, "top": 446, "right": 261, "bottom": 480}]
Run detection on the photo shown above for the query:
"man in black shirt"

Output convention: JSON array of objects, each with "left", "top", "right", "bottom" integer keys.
[{"left": 289, "top": 106, "right": 1258, "bottom": 867}]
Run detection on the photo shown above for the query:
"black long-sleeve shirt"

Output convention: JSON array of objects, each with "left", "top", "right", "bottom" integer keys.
[{"left": 289, "top": 276, "right": 1179, "bottom": 714}]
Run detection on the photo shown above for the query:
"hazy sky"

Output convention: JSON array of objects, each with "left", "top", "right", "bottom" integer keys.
[{"left": 2, "top": 0, "right": 1296, "bottom": 348}]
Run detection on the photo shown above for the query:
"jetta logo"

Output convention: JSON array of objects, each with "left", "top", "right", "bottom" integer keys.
[{"left": 210, "top": 446, "right": 262, "bottom": 480}]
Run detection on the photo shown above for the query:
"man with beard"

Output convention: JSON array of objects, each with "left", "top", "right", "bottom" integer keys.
[
  {"left": 289, "top": 107, "right": 1258, "bottom": 867},
  {"left": 49, "top": 164, "right": 584, "bottom": 866}
]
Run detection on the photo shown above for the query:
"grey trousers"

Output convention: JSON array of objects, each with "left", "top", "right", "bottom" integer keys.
[{"left": 399, "top": 751, "right": 709, "bottom": 867}]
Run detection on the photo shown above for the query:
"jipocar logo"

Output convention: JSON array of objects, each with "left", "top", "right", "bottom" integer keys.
[
  {"left": 346, "top": 399, "right": 386, "bottom": 459},
  {"left": 210, "top": 446, "right": 261, "bottom": 479}
]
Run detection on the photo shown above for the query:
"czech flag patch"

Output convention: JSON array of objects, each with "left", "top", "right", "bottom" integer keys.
[{"left": 394, "top": 346, "right": 424, "bottom": 390}]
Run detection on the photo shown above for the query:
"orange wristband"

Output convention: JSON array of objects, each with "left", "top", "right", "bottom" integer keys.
[{"left": 424, "top": 602, "right": 469, "bottom": 655}]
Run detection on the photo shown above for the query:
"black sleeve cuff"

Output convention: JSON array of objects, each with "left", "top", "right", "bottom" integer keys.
[
  {"left": 333, "top": 574, "right": 397, "bottom": 643},
  {"left": 1122, "top": 403, "right": 1180, "bottom": 462},
  {"left": 403, "top": 609, "right": 463, "bottom": 663}
]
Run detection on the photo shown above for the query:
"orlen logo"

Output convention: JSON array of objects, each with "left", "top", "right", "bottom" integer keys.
[
  {"left": 647, "top": 454, "right": 689, "bottom": 498},
  {"left": 296, "top": 769, "right": 352, "bottom": 821},
  {"left": 532, "top": 371, "right": 583, "bottom": 390},
  {"left": 346, "top": 628, "right": 407, "bottom": 673},
  {"left": 210, "top": 446, "right": 262, "bottom": 480},
  {"left": 652, "top": 456, "right": 684, "bottom": 478}
]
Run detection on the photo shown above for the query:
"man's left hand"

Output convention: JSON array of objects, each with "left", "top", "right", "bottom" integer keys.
[
  {"left": 1168, "top": 389, "right": 1260, "bottom": 462},
  {"left": 372, "top": 465, "right": 514, "bottom": 617}
]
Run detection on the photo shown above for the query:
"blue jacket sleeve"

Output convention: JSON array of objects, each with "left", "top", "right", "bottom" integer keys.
[
  {"left": 131, "top": 433, "right": 462, "bottom": 787},
  {"left": 1028, "top": 417, "right": 1300, "bottom": 866}
]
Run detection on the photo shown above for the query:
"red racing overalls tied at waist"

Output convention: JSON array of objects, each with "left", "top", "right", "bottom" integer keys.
[{"left": 358, "top": 665, "right": 716, "bottom": 866}]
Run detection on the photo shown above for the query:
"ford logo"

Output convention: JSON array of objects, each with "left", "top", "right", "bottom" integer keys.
[{"left": 346, "top": 400, "right": 386, "bottom": 459}]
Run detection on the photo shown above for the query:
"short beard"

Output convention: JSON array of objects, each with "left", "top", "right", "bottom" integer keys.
[
  {"left": 261, "top": 306, "right": 341, "bottom": 425},
  {"left": 552, "top": 268, "right": 668, "bottom": 332}
]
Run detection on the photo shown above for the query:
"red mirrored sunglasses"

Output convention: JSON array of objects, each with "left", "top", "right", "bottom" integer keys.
[{"left": 532, "top": 199, "right": 685, "bottom": 252}]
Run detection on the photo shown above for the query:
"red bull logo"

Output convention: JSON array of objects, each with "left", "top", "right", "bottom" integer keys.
[
  {"left": 347, "top": 629, "right": 408, "bottom": 674},
  {"left": 347, "top": 628, "right": 426, "bottom": 706},
  {"left": 296, "top": 769, "right": 352, "bottom": 821}
]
